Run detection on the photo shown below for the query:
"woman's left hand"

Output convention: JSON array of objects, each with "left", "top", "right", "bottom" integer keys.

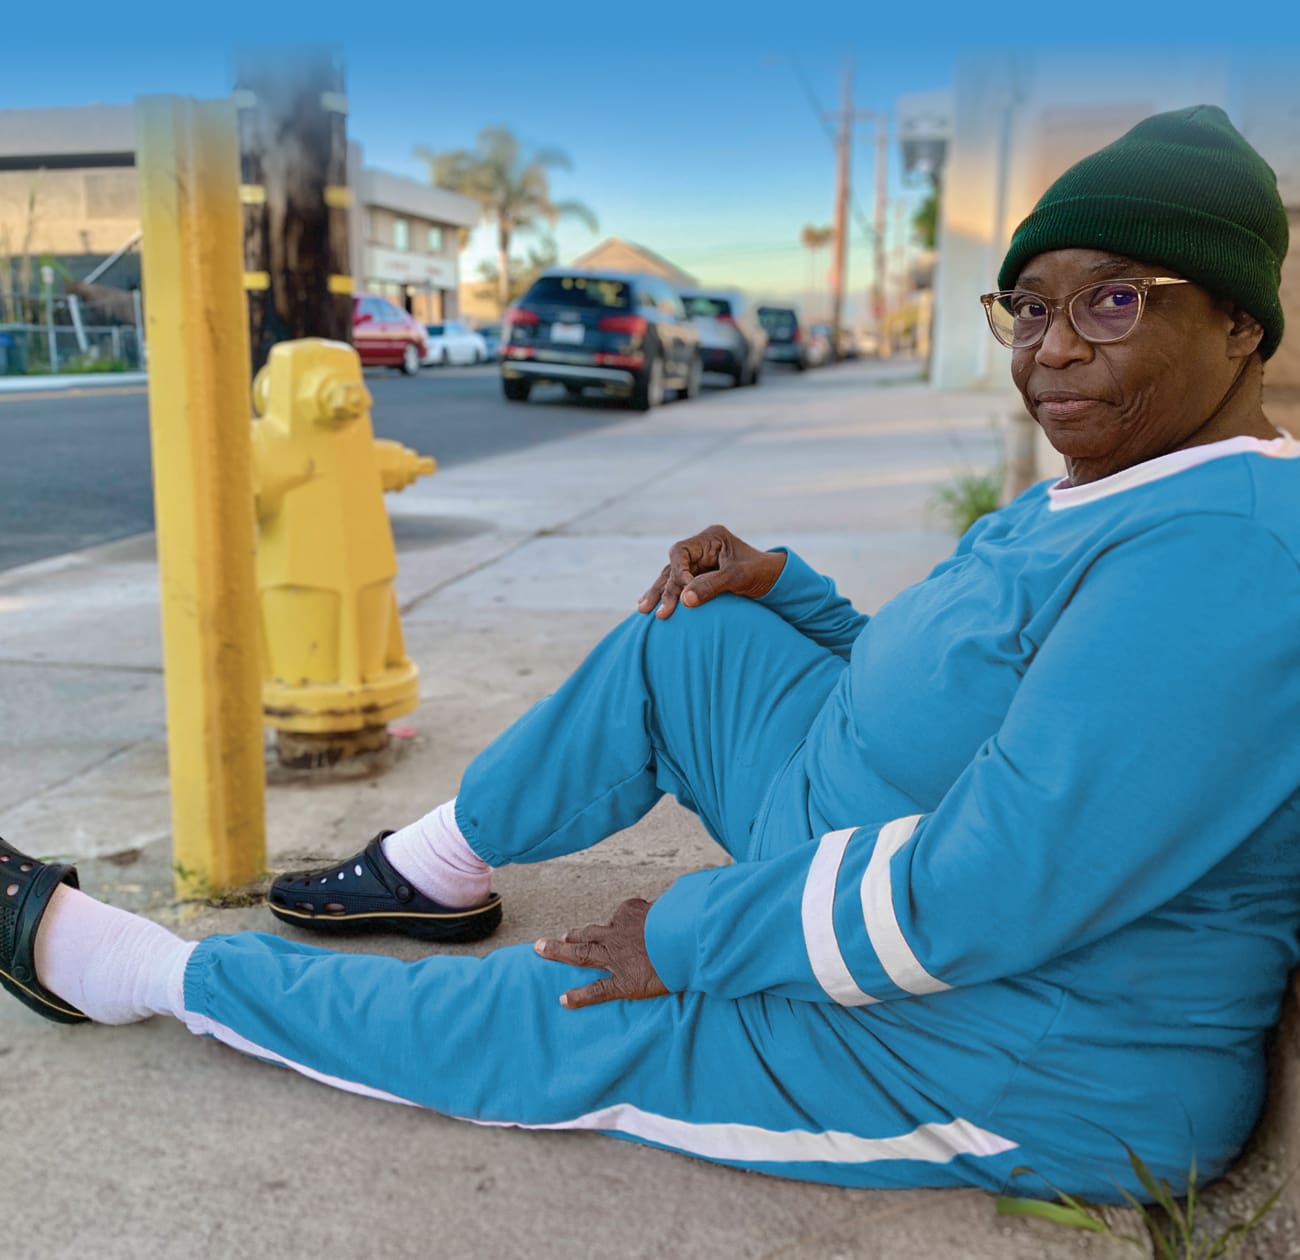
[{"left": 535, "top": 898, "right": 670, "bottom": 1009}]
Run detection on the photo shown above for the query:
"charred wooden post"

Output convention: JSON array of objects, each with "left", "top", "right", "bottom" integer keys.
[{"left": 234, "top": 50, "right": 352, "bottom": 376}]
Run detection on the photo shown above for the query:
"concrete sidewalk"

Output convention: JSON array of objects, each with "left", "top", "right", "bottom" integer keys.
[{"left": 1, "top": 361, "right": 1147, "bottom": 1259}]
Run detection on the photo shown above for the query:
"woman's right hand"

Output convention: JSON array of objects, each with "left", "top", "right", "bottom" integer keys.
[{"left": 637, "top": 524, "right": 786, "bottom": 619}]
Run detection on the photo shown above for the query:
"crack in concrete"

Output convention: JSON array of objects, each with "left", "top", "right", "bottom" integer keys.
[{"left": 0, "top": 737, "right": 158, "bottom": 813}]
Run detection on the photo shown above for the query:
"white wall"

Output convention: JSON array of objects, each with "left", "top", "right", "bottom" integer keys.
[{"left": 927, "top": 48, "right": 1288, "bottom": 391}]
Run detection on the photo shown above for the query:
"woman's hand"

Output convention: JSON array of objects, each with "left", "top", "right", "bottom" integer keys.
[
  {"left": 637, "top": 524, "right": 786, "bottom": 619},
  {"left": 535, "top": 898, "right": 670, "bottom": 1009}
]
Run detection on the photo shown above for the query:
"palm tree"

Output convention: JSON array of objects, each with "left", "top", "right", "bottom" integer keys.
[
  {"left": 800, "top": 224, "right": 834, "bottom": 308},
  {"left": 473, "top": 237, "right": 559, "bottom": 309},
  {"left": 414, "top": 127, "right": 598, "bottom": 313}
]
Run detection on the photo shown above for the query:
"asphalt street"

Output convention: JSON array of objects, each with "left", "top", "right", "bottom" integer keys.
[{"left": 0, "top": 363, "right": 728, "bottom": 573}]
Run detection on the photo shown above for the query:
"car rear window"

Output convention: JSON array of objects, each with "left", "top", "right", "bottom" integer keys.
[
  {"left": 758, "top": 308, "right": 798, "bottom": 337},
  {"left": 683, "top": 296, "right": 733, "bottom": 318},
  {"left": 524, "top": 275, "right": 631, "bottom": 310},
  {"left": 425, "top": 324, "right": 444, "bottom": 336}
]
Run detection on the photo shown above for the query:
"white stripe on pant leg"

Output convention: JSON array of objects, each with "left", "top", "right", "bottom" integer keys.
[
  {"left": 483, "top": 1106, "right": 1018, "bottom": 1166},
  {"left": 184, "top": 1014, "right": 1017, "bottom": 1167},
  {"left": 183, "top": 1011, "right": 418, "bottom": 1108},
  {"left": 801, "top": 828, "right": 878, "bottom": 1006},
  {"left": 861, "top": 814, "right": 951, "bottom": 996}
]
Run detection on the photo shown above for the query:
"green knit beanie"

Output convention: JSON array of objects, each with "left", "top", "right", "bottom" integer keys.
[{"left": 998, "top": 104, "right": 1288, "bottom": 359}]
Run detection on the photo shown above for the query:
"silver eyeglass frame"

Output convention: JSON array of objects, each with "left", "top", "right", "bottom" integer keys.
[{"left": 979, "top": 276, "right": 1191, "bottom": 350}]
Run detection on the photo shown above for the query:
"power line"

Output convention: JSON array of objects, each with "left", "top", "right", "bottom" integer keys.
[{"left": 783, "top": 57, "right": 884, "bottom": 249}]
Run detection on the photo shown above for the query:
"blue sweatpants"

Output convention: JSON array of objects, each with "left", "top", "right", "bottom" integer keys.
[{"left": 182, "top": 599, "right": 1030, "bottom": 1191}]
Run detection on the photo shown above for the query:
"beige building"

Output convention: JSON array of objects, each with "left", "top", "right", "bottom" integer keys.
[
  {"left": 458, "top": 277, "right": 502, "bottom": 326},
  {"left": 351, "top": 158, "right": 479, "bottom": 323},
  {"left": 0, "top": 105, "right": 142, "bottom": 295},
  {"left": 0, "top": 104, "right": 479, "bottom": 324},
  {"left": 569, "top": 238, "right": 697, "bottom": 288}
]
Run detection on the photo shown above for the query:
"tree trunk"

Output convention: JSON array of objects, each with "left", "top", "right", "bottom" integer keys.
[
  {"left": 235, "top": 50, "right": 351, "bottom": 377},
  {"left": 497, "top": 220, "right": 511, "bottom": 315}
]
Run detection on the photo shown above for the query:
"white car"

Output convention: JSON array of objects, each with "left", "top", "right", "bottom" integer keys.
[
  {"left": 679, "top": 289, "right": 766, "bottom": 387},
  {"left": 422, "top": 321, "right": 489, "bottom": 367}
]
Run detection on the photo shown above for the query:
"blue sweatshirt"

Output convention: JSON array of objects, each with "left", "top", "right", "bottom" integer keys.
[{"left": 646, "top": 441, "right": 1300, "bottom": 1064}]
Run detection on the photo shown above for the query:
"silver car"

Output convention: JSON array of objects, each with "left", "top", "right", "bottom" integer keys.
[{"left": 680, "top": 289, "right": 767, "bottom": 387}]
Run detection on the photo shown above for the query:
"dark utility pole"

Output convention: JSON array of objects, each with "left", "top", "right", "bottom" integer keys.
[{"left": 235, "top": 50, "right": 352, "bottom": 376}]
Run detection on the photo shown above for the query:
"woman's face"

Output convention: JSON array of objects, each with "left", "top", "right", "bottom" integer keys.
[{"left": 1009, "top": 248, "right": 1254, "bottom": 485}]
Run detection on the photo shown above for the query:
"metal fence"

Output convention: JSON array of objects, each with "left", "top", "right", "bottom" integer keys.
[
  {"left": 0, "top": 290, "right": 146, "bottom": 375},
  {"left": 0, "top": 323, "right": 145, "bottom": 375}
]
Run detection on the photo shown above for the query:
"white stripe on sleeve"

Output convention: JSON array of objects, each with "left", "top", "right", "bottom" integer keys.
[
  {"left": 800, "top": 828, "right": 879, "bottom": 1006},
  {"left": 861, "top": 814, "right": 951, "bottom": 995}
]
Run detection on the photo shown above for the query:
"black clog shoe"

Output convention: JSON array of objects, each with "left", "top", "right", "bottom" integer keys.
[
  {"left": 267, "top": 832, "right": 502, "bottom": 943},
  {"left": 0, "top": 836, "right": 89, "bottom": 1024}
]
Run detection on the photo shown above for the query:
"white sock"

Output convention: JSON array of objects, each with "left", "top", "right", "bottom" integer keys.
[
  {"left": 33, "top": 883, "right": 195, "bottom": 1025},
  {"left": 381, "top": 798, "right": 491, "bottom": 909}
]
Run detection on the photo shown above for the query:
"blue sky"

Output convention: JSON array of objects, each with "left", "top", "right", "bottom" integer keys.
[{"left": 3, "top": 3, "right": 1292, "bottom": 308}]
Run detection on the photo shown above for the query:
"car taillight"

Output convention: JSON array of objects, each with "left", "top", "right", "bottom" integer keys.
[
  {"left": 505, "top": 308, "right": 540, "bottom": 326},
  {"left": 597, "top": 314, "right": 648, "bottom": 335},
  {"left": 792, "top": 328, "right": 802, "bottom": 344},
  {"left": 717, "top": 313, "right": 736, "bottom": 325}
]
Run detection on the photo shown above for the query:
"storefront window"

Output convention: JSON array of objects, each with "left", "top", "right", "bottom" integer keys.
[{"left": 365, "top": 280, "right": 404, "bottom": 305}]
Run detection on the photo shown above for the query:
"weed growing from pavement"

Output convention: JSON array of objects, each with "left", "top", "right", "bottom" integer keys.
[
  {"left": 996, "top": 1146, "right": 1286, "bottom": 1258},
  {"left": 931, "top": 470, "right": 1002, "bottom": 536}
]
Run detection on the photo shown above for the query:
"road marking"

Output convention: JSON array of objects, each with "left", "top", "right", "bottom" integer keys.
[{"left": 0, "top": 385, "right": 149, "bottom": 403}]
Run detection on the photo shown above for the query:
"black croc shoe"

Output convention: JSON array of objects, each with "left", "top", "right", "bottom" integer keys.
[
  {"left": 0, "top": 836, "right": 89, "bottom": 1025},
  {"left": 267, "top": 832, "right": 503, "bottom": 944}
]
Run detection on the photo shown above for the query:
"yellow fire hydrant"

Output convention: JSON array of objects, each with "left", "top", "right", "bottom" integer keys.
[{"left": 251, "top": 338, "right": 435, "bottom": 767}]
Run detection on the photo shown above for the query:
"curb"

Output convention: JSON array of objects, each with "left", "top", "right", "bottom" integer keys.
[{"left": 0, "top": 372, "right": 148, "bottom": 394}]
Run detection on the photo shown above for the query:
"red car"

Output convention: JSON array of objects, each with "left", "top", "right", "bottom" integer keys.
[{"left": 352, "top": 294, "right": 427, "bottom": 375}]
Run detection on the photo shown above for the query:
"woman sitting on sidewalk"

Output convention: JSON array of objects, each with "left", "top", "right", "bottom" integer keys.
[{"left": 5, "top": 105, "right": 1299, "bottom": 1204}]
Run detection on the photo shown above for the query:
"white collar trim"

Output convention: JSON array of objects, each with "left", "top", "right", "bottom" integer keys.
[{"left": 1047, "top": 432, "right": 1300, "bottom": 511}]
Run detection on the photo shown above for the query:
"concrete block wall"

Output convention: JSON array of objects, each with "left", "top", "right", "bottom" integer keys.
[
  {"left": 1255, "top": 210, "right": 1300, "bottom": 1227},
  {"left": 1263, "top": 209, "right": 1300, "bottom": 434}
]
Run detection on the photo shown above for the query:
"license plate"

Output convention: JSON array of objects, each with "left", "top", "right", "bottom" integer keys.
[{"left": 550, "top": 323, "right": 584, "bottom": 345}]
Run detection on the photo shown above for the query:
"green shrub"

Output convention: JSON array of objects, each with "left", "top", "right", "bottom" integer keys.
[
  {"left": 60, "top": 353, "right": 131, "bottom": 374},
  {"left": 932, "top": 471, "right": 1002, "bottom": 536}
]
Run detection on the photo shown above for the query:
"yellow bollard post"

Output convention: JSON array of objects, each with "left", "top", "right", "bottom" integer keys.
[{"left": 135, "top": 96, "right": 266, "bottom": 898}]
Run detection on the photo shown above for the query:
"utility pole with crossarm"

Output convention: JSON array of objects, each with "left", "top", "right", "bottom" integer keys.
[{"left": 826, "top": 60, "right": 889, "bottom": 361}]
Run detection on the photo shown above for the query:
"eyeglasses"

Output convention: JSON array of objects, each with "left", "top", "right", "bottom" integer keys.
[{"left": 980, "top": 276, "right": 1191, "bottom": 350}]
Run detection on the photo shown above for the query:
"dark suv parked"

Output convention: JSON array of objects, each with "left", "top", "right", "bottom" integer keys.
[
  {"left": 500, "top": 269, "right": 702, "bottom": 410},
  {"left": 757, "top": 305, "right": 807, "bottom": 371}
]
